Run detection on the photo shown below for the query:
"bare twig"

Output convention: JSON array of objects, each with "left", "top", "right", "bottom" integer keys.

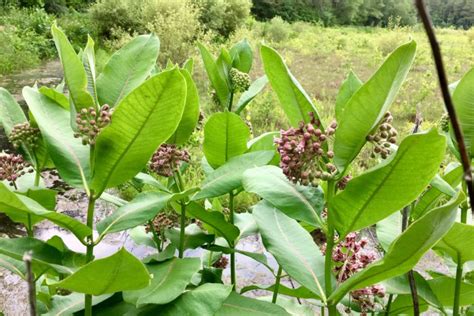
[
  {"left": 415, "top": 0, "right": 474, "bottom": 210},
  {"left": 23, "top": 251, "right": 36, "bottom": 316}
]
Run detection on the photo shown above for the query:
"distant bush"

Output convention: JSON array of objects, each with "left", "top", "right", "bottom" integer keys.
[
  {"left": 196, "top": 0, "right": 251, "bottom": 38},
  {"left": 91, "top": 0, "right": 203, "bottom": 64},
  {"left": 263, "top": 16, "right": 291, "bottom": 43}
]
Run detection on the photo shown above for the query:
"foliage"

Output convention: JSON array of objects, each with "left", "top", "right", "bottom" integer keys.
[{"left": 0, "top": 22, "right": 474, "bottom": 316}]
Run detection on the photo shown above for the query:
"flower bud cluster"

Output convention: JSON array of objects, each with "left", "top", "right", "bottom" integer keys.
[
  {"left": 337, "top": 174, "right": 352, "bottom": 190},
  {"left": 321, "top": 232, "right": 384, "bottom": 314},
  {"left": 9, "top": 122, "right": 40, "bottom": 150},
  {"left": 0, "top": 153, "right": 33, "bottom": 186},
  {"left": 366, "top": 112, "right": 397, "bottom": 159},
  {"left": 146, "top": 212, "right": 178, "bottom": 235},
  {"left": 439, "top": 113, "right": 449, "bottom": 133},
  {"left": 73, "top": 105, "right": 112, "bottom": 145},
  {"left": 149, "top": 144, "right": 190, "bottom": 177},
  {"left": 275, "top": 112, "right": 337, "bottom": 185},
  {"left": 212, "top": 256, "right": 229, "bottom": 269},
  {"left": 229, "top": 68, "right": 251, "bottom": 93}
]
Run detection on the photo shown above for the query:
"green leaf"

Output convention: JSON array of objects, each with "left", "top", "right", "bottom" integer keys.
[
  {"left": 335, "top": 71, "right": 362, "bottom": 122},
  {"left": 55, "top": 248, "right": 150, "bottom": 295},
  {"left": 240, "top": 284, "right": 319, "bottom": 300},
  {"left": 260, "top": 45, "right": 320, "bottom": 126},
  {"left": 230, "top": 39, "right": 253, "bottom": 73},
  {"left": 82, "top": 35, "right": 98, "bottom": 106},
  {"left": 331, "top": 130, "right": 446, "bottom": 237},
  {"left": 203, "top": 112, "right": 250, "bottom": 168},
  {"left": 215, "top": 292, "right": 291, "bottom": 316},
  {"left": 0, "top": 183, "right": 91, "bottom": 240},
  {"left": 253, "top": 202, "right": 327, "bottom": 302},
  {"left": 166, "top": 224, "right": 215, "bottom": 250},
  {"left": 186, "top": 202, "right": 240, "bottom": 245},
  {"left": 235, "top": 76, "right": 268, "bottom": 114},
  {"left": 435, "top": 222, "right": 474, "bottom": 264},
  {"left": 0, "top": 254, "right": 26, "bottom": 279},
  {"left": 91, "top": 68, "right": 186, "bottom": 194},
  {"left": 389, "top": 294, "right": 429, "bottom": 315},
  {"left": 133, "top": 172, "right": 170, "bottom": 192},
  {"left": 412, "top": 164, "right": 463, "bottom": 219},
  {"left": 193, "top": 150, "right": 274, "bottom": 200},
  {"left": 0, "top": 87, "right": 27, "bottom": 135},
  {"left": 333, "top": 41, "right": 417, "bottom": 171},
  {"left": 123, "top": 257, "right": 201, "bottom": 307},
  {"left": 39, "top": 86, "right": 69, "bottom": 110},
  {"left": 146, "top": 283, "right": 232, "bottom": 316},
  {"left": 44, "top": 293, "right": 112, "bottom": 316},
  {"left": 23, "top": 86, "right": 90, "bottom": 188},
  {"left": 51, "top": 23, "right": 94, "bottom": 111},
  {"left": 452, "top": 67, "right": 474, "bottom": 156},
  {"left": 375, "top": 211, "right": 402, "bottom": 252},
  {"left": 97, "top": 34, "right": 160, "bottom": 107},
  {"left": 429, "top": 276, "right": 474, "bottom": 306},
  {"left": 243, "top": 166, "right": 325, "bottom": 228},
  {"left": 166, "top": 69, "right": 200, "bottom": 145},
  {"left": 23, "top": 187, "right": 57, "bottom": 210},
  {"left": 205, "top": 244, "right": 272, "bottom": 272},
  {"left": 328, "top": 192, "right": 462, "bottom": 305},
  {"left": 183, "top": 58, "right": 194, "bottom": 74},
  {"left": 198, "top": 43, "right": 230, "bottom": 107},
  {"left": 96, "top": 191, "right": 171, "bottom": 236}
]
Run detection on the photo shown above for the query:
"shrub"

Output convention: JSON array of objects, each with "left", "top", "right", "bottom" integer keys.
[
  {"left": 263, "top": 16, "right": 291, "bottom": 43},
  {"left": 196, "top": 0, "right": 251, "bottom": 38},
  {"left": 91, "top": 0, "right": 203, "bottom": 64}
]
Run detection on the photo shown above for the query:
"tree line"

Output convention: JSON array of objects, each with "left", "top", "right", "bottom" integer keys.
[{"left": 251, "top": 0, "right": 474, "bottom": 29}]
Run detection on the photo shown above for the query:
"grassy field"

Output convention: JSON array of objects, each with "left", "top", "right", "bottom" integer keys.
[{"left": 179, "top": 23, "right": 474, "bottom": 209}]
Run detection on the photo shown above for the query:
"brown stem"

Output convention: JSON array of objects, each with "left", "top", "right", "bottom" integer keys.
[{"left": 415, "top": 0, "right": 474, "bottom": 212}]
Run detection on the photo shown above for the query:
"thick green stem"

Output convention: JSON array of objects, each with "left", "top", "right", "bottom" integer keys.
[
  {"left": 272, "top": 266, "right": 283, "bottom": 303},
  {"left": 178, "top": 202, "right": 187, "bottom": 258},
  {"left": 229, "top": 191, "right": 236, "bottom": 288},
  {"left": 84, "top": 193, "right": 96, "bottom": 316},
  {"left": 325, "top": 181, "right": 337, "bottom": 315}
]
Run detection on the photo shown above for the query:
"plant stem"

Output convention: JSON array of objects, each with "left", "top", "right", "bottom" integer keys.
[
  {"left": 272, "top": 266, "right": 283, "bottom": 303},
  {"left": 453, "top": 203, "right": 468, "bottom": 315},
  {"left": 84, "top": 193, "right": 96, "bottom": 316},
  {"left": 402, "top": 205, "right": 420, "bottom": 316},
  {"left": 23, "top": 251, "right": 36, "bottom": 316},
  {"left": 325, "top": 181, "right": 337, "bottom": 315},
  {"left": 228, "top": 91, "right": 234, "bottom": 111},
  {"left": 229, "top": 190, "right": 236, "bottom": 288},
  {"left": 385, "top": 294, "right": 393, "bottom": 315},
  {"left": 148, "top": 220, "right": 162, "bottom": 251},
  {"left": 415, "top": 0, "right": 474, "bottom": 211},
  {"left": 178, "top": 202, "right": 187, "bottom": 258}
]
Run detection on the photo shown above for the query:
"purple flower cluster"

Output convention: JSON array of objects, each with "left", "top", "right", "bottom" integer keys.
[
  {"left": 0, "top": 153, "right": 33, "bottom": 187},
  {"left": 73, "top": 105, "right": 112, "bottom": 145},
  {"left": 275, "top": 112, "right": 337, "bottom": 185},
  {"left": 146, "top": 212, "right": 178, "bottom": 235},
  {"left": 9, "top": 122, "right": 40, "bottom": 150},
  {"left": 322, "top": 232, "right": 385, "bottom": 314},
  {"left": 366, "top": 112, "right": 397, "bottom": 159},
  {"left": 212, "top": 256, "right": 229, "bottom": 269},
  {"left": 149, "top": 144, "right": 190, "bottom": 177}
]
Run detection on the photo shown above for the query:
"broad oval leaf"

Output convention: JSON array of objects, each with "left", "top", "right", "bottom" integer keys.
[
  {"left": 230, "top": 39, "right": 253, "bottom": 73},
  {"left": 235, "top": 75, "right": 268, "bottom": 114},
  {"left": 82, "top": 35, "right": 98, "bottom": 106},
  {"left": 97, "top": 34, "right": 160, "bottom": 107},
  {"left": 215, "top": 292, "right": 291, "bottom": 316},
  {"left": 203, "top": 112, "right": 250, "bottom": 168},
  {"left": 452, "top": 67, "right": 474, "bottom": 156},
  {"left": 331, "top": 130, "right": 446, "bottom": 237},
  {"left": 186, "top": 202, "right": 240, "bottom": 246},
  {"left": 260, "top": 45, "right": 320, "bottom": 126},
  {"left": 0, "top": 87, "right": 27, "bottom": 135},
  {"left": 335, "top": 71, "right": 362, "bottom": 121},
  {"left": 123, "top": 257, "right": 201, "bottom": 307},
  {"left": 198, "top": 43, "right": 230, "bottom": 107},
  {"left": 23, "top": 86, "right": 90, "bottom": 188},
  {"left": 328, "top": 192, "right": 462, "bottom": 305},
  {"left": 44, "top": 293, "right": 112, "bottom": 316},
  {"left": 428, "top": 276, "right": 474, "bottom": 307},
  {"left": 253, "top": 202, "right": 327, "bottom": 302},
  {"left": 333, "top": 41, "right": 417, "bottom": 171},
  {"left": 51, "top": 23, "right": 94, "bottom": 111},
  {"left": 91, "top": 68, "right": 186, "bottom": 194},
  {"left": 193, "top": 150, "right": 274, "bottom": 200},
  {"left": 166, "top": 69, "right": 200, "bottom": 145},
  {"left": 55, "top": 248, "right": 150, "bottom": 295},
  {"left": 435, "top": 222, "right": 474, "bottom": 264},
  {"left": 243, "top": 166, "right": 325, "bottom": 228},
  {"left": 96, "top": 191, "right": 171, "bottom": 236}
]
